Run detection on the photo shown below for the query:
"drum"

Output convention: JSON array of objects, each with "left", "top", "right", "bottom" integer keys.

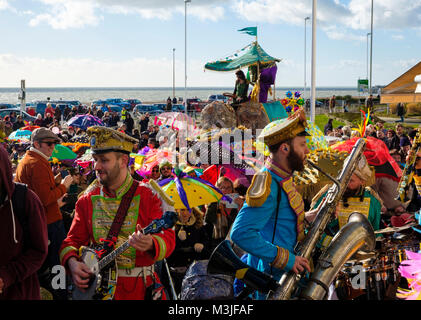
[
  {"left": 335, "top": 254, "right": 377, "bottom": 300},
  {"left": 180, "top": 260, "right": 234, "bottom": 300}
]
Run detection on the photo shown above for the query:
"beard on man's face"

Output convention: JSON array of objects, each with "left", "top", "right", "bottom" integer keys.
[
  {"left": 287, "top": 145, "right": 306, "bottom": 172},
  {"left": 96, "top": 162, "right": 121, "bottom": 187}
]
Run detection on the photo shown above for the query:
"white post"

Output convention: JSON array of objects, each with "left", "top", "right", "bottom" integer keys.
[
  {"left": 19, "top": 80, "right": 26, "bottom": 117},
  {"left": 366, "top": 33, "right": 371, "bottom": 82},
  {"left": 369, "top": 0, "right": 373, "bottom": 95},
  {"left": 173, "top": 48, "right": 176, "bottom": 100},
  {"left": 184, "top": 0, "right": 191, "bottom": 117},
  {"left": 310, "top": 0, "right": 317, "bottom": 122},
  {"left": 304, "top": 17, "right": 310, "bottom": 100}
]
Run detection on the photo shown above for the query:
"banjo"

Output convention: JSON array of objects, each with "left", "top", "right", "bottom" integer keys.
[{"left": 70, "top": 211, "right": 177, "bottom": 300}]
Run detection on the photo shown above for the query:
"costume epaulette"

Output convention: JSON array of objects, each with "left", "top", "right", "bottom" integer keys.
[
  {"left": 310, "top": 184, "right": 331, "bottom": 209},
  {"left": 365, "top": 186, "right": 384, "bottom": 207},
  {"left": 246, "top": 170, "right": 272, "bottom": 207}
]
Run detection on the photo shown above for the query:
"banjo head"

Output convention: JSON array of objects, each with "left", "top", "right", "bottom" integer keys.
[{"left": 80, "top": 247, "right": 100, "bottom": 275}]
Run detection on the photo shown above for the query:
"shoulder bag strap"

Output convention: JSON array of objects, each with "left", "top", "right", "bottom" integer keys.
[{"left": 105, "top": 180, "right": 139, "bottom": 247}]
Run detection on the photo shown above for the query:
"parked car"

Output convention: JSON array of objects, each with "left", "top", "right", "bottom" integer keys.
[
  {"left": 134, "top": 104, "right": 164, "bottom": 116},
  {"left": 125, "top": 99, "right": 142, "bottom": 109},
  {"left": 32, "top": 101, "right": 48, "bottom": 115},
  {"left": 186, "top": 98, "right": 202, "bottom": 112},
  {"left": 105, "top": 98, "right": 131, "bottom": 109},
  {"left": 172, "top": 104, "right": 185, "bottom": 112},
  {"left": 0, "top": 108, "right": 36, "bottom": 122},
  {"left": 92, "top": 100, "right": 107, "bottom": 107},
  {"left": 207, "top": 94, "right": 229, "bottom": 104},
  {"left": 0, "top": 103, "right": 16, "bottom": 109}
]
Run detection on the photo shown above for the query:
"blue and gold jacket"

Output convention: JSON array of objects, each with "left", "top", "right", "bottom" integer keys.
[{"left": 230, "top": 158, "right": 306, "bottom": 284}]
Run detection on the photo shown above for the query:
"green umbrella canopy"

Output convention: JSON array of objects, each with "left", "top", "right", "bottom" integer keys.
[
  {"left": 50, "top": 144, "right": 78, "bottom": 160},
  {"left": 204, "top": 41, "right": 281, "bottom": 72}
]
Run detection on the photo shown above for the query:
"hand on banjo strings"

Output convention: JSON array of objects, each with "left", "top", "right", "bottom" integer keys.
[
  {"left": 68, "top": 257, "right": 94, "bottom": 291},
  {"left": 128, "top": 224, "right": 154, "bottom": 253}
]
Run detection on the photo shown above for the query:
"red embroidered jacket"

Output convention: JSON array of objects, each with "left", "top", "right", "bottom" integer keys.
[{"left": 59, "top": 178, "right": 176, "bottom": 270}]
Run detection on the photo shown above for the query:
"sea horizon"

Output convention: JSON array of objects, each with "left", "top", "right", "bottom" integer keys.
[{"left": 0, "top": 86, "right": 370, "bottom": 104}]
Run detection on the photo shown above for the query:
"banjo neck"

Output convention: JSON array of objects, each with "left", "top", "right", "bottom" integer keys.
[
  {"left": 96, "top": 211, "right": 177, "bottom": 271},
  {"left": 98, "top": 240, "right": 130, "bottom": 271}
]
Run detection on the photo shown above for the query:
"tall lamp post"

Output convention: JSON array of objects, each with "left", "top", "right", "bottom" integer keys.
[
  {"left": 366, "top": 33, "right": 371, "bottom": 81},
  {"left": 369, "top": 0, "right": 373, "bottom": 95},
  {"left": 173, "top": 48, "right": 176, "bottom": 100},
  {"left": 304, "top": 17, "right": 310, "bottom": 100},
  {"left": 184, "top": 0, "right": 191, "bottom": 117},
  {"left": 310, "top": 0, "right": 317, "bottom": 122}
]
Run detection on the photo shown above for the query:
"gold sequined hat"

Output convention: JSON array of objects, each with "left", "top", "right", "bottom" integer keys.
[
  {"left": 87, "top": 126, "right": 139, "bottom": 154},
  {"left": 258, "top": 108, "right": 309, "bottom": 147}
]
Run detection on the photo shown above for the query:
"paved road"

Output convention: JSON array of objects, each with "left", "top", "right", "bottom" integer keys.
[{"left": 378, "top": 117, "right": 421, "bottom": 125}]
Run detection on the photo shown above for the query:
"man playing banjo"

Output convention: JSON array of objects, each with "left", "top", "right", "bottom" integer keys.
[{"left": 59, "top": 126, "right": 176, "bottom": 300}]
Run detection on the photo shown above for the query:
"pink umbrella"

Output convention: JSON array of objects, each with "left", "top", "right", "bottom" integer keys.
[
  {"left": 138, "top": 147, "right": 174, "bottom": 177},
  {"left": 154, "top": 112, "right": 199, "bottom": 135}
]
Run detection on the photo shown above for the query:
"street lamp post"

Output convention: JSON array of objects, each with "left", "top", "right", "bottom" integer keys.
[
  {"left": 369, "top": 0, "right": 373, "bottom": 95},
  {"left": 304, "top": 17, "right": 310, "bottom": 101},
  {"left": 366, "top": 33, "right": 371, "bottom": 81},
  {"left": 310, "top": 0, "right": 317, "bottom": 122},
  {"left": 184, "top": 0, "right": 191, "bottom": 117},
  {"left": 173, "top": 48, "right": 176, "bottom": 100}
]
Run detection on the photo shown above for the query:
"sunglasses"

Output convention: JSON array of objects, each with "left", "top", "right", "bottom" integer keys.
[{"left": 41, "top": 141, "right": 57, "bottom": 147}]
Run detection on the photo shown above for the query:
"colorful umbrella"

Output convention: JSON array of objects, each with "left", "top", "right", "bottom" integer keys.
[
  {"left": 50, "top": 144, "right": 78, "bottom": 161},
  {"left": 157, "top": 168, "right": 226, "bottom": 211},
  {"left": 138, "top": 147, "right": 174, "bottom": 177},
  {"left": 8, "top": 129, "right": 32, "bottom": 141},
  {"left": 21, "top": 125, "right": 40, "bottom": 132},
  {"left": 154, "top": 112, "right": 200, "bottom": 135},
  {"left": 67, "top": 115, "right": 104, "bottom": 130}
]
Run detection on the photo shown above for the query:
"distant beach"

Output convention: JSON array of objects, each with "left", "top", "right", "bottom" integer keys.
[{"left": 0, "top": 86, "right": 364, "bottom": 104}]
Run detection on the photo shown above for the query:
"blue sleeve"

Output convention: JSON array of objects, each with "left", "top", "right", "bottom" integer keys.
[{"left": 230, "top": 180, "right": 296, "bottom": 272}]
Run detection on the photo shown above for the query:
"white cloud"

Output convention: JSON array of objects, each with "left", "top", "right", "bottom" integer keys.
[
  {"left": 28, "top": 0, "right": 226, "bottom": 29},
  {"left": 392, "top": 34, "right": 404, "bottom": 40},
  {"left": 29, "top": 0, "right": 102, "bottom": 29},
  {"left": 232, "top": 0, "right": 421, "bottom": 40},
  {"left": 0, "top": 0, "right": 9, "bottom": 10}
]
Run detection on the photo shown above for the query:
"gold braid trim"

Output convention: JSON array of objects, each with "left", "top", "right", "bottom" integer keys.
[
  {"left": 271, "top": 246, "right": 290, "bottom": 270},
  {"left": 246, "top": 170, "right": 272, "bottom": 207}
]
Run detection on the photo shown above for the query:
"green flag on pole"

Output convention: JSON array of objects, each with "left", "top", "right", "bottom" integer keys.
[{"left": 238, "top": 27, "right": 257, "bottom": 36}]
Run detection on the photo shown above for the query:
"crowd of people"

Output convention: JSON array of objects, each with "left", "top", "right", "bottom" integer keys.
[
  {"left": 1, "top": 100, "right": 421, "bottom": 301},
  {"left": 0, "top": 104, "right": 248, "bottom": 301}
]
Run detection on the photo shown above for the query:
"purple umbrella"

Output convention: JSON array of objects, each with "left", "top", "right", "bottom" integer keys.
[{"left": 67, "top": 115, "right": 104, "bottom": 130}]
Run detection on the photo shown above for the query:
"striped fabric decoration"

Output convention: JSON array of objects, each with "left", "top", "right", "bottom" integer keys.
[
  {"left": 152, "top": 234, "right": 167, "bottom": 261},
  {"left": 271, "top": 245, "right": 290, "bottom": 270},
  {"left": 265, "top": 159, "right": 306, "bottom": 242}
]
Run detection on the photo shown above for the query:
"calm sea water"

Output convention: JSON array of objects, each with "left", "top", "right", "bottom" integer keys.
[{"left": 0, "top": 87, "right": 362, "bottom": 104}]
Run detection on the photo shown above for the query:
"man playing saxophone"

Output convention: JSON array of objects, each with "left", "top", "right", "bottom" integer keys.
[{"left": 230, "top": 109, "right": 318, "bottom": 300}]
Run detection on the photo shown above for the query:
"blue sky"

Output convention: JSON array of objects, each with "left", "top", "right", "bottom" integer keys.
[{"left": 0, "top": 0, "right": 420, "bottom": 88}]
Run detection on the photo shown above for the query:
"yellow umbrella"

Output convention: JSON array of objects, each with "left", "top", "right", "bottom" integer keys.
[{"left": 157, "top": 169, "right": 225, "bottom": 210}]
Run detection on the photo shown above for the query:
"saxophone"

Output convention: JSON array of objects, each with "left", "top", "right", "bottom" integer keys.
[
  {"left": 267, "top": 138, "right": 367, "bottom": 300},
  {"left": 396, "top": 128, "right": 421, "bottom": 202}
]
